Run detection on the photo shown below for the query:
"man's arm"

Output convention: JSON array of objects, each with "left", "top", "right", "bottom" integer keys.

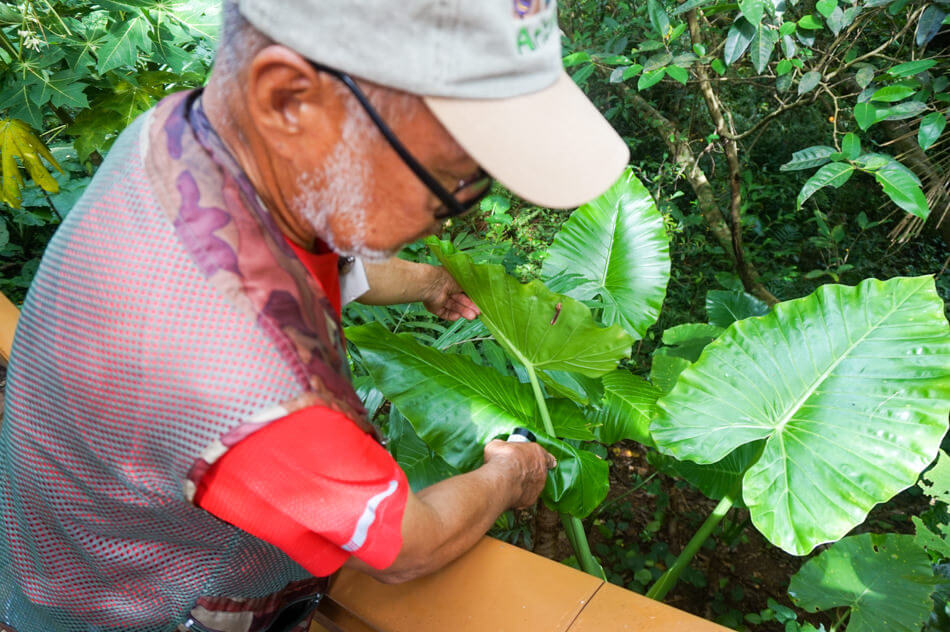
[
  {"left": 358, "top": 258, "right": 479, "bottom": 321},
  {"left": 344, "top": 439, "right": 554, "bottom": 584}
]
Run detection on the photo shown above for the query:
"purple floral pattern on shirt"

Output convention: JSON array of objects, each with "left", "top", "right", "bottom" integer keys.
[{"left": 143, "top": 91, "right": 369, "bottom": 429}]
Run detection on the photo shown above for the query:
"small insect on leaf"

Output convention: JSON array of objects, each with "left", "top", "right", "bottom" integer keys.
[{"left": 551, "top": 302, "right": 563, "bottom": 325}]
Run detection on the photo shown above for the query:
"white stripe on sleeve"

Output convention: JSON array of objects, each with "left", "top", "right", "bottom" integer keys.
[{"left": 341, "top": 480, "right": 399, "bottom": 553}]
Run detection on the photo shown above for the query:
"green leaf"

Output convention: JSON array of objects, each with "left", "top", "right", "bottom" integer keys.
[
  {"left": 888, "top": 59, "right": 937, "bottom": 77},
  {"left": 649, "top": 351, "right": 691, "bottom": 393},
  {"left": 749, "top": 24, "right": 779, "bottom": 73},
  {"left": 916, "top": 6, "right": 947, "bottom": 47},
  {"left": 825, "top": 5, "right": 846, "bottom": 33},
  {"left": 739, "top": 0, "right": 766, "bottom": 25},
  {"left": 673, "top": 0, "right": 716, "bottom": 14},
  {"left": 724, "top": 17, "right": 756, "bottom": 65},
  {"left": 711, "top": 58, "right": 727, "bottom": 75},
  {"left": 854, "top": 101, "right": 891, "bottom": 130},
  {"left": 562, "top": 51, "right": 592, "bottom": 68},
  {"left": 841, "top": 132, "right": 861, "bottom": 159},
  {"left": 797, "top": 70, "right": 822, "bottom": 95},
  {"left": 780, "top": 145, "right": 837, "bottom": 171},
  {"left": 0, "top": 218, "right": 8, "bottom": 251},
  {"left": 346, "top": 323, "right": 610, "bottom": 517},
  {"left": 542, "top": 169, "right": 671, "bottom": 340},
  {"left": 705, "top": 290, "right": 769, "bottom": 327},
  {"left": 666, "top": 65, "right": 689, "bottom": 84},
  {"left": 648, "top": 0, "right": 672, "bottom": 37},
  {"left": 875, "top": 160, "right": 930, "bottom": 219},
  {"left": 97, "top": 17, "right": 152, "bottom": 73},
  {"left": 430, "top": 239, "right": 634, "bottom": 377},
  {"left": 661, "top": 323, "right": 724, "bottom": 362},
  {"left": 0, "top": 82, "right": 44, "bottom": 129},
  {"left": 918, "top": 112, "right": 947, "bottom": 150},
  {"left": 789, "top": 534, "right": 935, "bottom": 632},
  {"left": 776, "top": 59, "right": 793, "bottom": 75},
  {"left": 816, "top": 0, "right": 837, "bottom": 16},
  {"left": 652, "top": 277, "right": 950, "bottom": 554},
  {"left": 622, "top": 64, "right": 644, "bottom": 81},
  {"left": 918, "top": 450, "right": 950, "bottom": 503},
  {"left": 913, "top": 516, "right": 950, "bottom": 559},
  {"left": 779, "top": 22, "right": 797, "bottom": 36},
  {"left": 387, "top": 410, "right": 459, "bottom": 492},
  {"left": 638, "top": 68, "right": 666, "bottom": 90},
  {"left": 667, "top": 441, "right": 761, "bottom": 504},
  {"left": 870, "top": 85, "right": 918, "bottom": 102},
  {"left": 855, "top": 64, "right": 875, "bottom": 88},
  {"left": 589, "top": 370, "right": 661, "bottom": 446},
  {"left": 797, "top": 162, "right": 854, "bottom": 207},
  {"left": 797, "top": 14, "right": 823, "bottom": 29},
  {"left": 29, "top": 70, "right": 88, "bottom": 110}
]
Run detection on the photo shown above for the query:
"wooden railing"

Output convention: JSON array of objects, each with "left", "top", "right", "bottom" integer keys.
[{"left": 312, "top": 537, "right": 727, "bottom": 632}]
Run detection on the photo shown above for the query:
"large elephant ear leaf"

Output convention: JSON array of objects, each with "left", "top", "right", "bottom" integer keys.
[
  {"left": 788, "top": 533, "right": 935, "bottom": 632},
  {"left": 541, "top": 168, "right": 671, "bottom": 340},
  {"left": 345, "top": 322, "right": 609, "bottom": 517},
  {"left": 428, "top": 238, "right": 633, "bottom": 378},
  {"left": 651, "top": 276, "right": 950, "bottom": 555}
]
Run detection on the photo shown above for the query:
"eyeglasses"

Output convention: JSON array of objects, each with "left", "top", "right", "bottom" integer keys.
[{"left": 308, "top": 60, "right": 493, "bottom": 220}]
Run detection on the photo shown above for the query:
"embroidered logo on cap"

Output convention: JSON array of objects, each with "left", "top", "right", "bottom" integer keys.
[{"left": 513, "top": 0, "right": 556, "bottom": 54}]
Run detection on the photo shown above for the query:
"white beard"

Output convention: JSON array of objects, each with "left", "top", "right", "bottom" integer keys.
[{"left": 293, "top": 113, "right": 398, "bottom": 262}]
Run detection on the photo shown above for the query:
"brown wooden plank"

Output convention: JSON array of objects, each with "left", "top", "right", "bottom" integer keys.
[
  {"left": 568, "top": 582, "right": 731, "bottom": 631},
  {"left": 0, "top": 291, "right": 18, "bottom": 366},
  {"left": 324, "top": 537, "right": 602, "bottom": 632}
]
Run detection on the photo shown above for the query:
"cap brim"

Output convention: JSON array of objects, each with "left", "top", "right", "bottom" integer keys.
[{"left": 424, "top": 70, "right": 629, "bottom": 210}]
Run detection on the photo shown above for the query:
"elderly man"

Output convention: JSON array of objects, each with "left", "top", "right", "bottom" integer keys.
[{"left": 0, "top": 1, "right": 628, "bottom": 631}]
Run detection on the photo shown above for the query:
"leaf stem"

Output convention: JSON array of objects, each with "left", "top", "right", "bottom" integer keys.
[
  {"left": 523, "top": 363, "right": 602, "bottom": 579},
  {"left": 646, "top": 483, "right": 738, "bottom": 601}
]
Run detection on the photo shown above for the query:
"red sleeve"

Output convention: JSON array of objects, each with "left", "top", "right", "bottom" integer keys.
[{"left": 193, "top": 406, "right": 408, "bottom": 577}]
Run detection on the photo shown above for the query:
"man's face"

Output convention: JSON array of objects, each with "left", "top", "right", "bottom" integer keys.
[{"left": 288, "top": 88, "right": 480, "bottom": 260}]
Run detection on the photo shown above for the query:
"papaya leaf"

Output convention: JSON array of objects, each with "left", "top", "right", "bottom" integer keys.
[
  {"left": 97, "top": 16, "right": 151, "bottom": 74},
  {"left": 0, "top": 119, "right": 64, "bottom": 209},
  {"left": 430, "top": 238, "right": 634, "bottom": 378},
  {"left": 542, "top": 168, "right": 670, "bottom": 340},
  {"left": 789, "top": 534, "right": 935, "bottom": 632},
  {"left": 651, "top": 276, "right": 950, "bottom": 554},
  {"left": 346, "top": 323, "right": 609, "bottom": 517}
]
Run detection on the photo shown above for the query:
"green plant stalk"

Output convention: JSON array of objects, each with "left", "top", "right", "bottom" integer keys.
[
  {"left": 523, "top": 363, "right": 602, "bottom": 578},
  {"left": 645, "top": 483, "right": 738, "bottom": 601}
]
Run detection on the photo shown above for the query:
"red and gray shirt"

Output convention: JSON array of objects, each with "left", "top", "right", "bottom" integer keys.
[{"left": 0, "top": 90, "right": 407, "bottom": 632}]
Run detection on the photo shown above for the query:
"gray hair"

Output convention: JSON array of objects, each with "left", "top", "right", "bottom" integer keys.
[{"left": 212, "top": 2, "right": 415, "bottom": 124}]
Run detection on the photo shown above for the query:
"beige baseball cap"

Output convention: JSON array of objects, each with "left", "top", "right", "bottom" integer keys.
[{"left": 236, "top": 0, "right": 629, "bottom": 209}]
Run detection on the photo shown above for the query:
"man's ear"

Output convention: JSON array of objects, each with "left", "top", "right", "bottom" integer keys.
[{"left": 245, "top": 45, "right": 346, "bottom": 160}]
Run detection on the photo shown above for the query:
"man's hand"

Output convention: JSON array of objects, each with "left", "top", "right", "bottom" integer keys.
[
  {"left": 358, "top": 259, "right": 480, "bottom": 321},
  {"left": 483, "top": 439, "right": 555, "bottom": 509},
  {"left": 421, "top": 266, "right": 480, "bottom": 321},
  {"left": 344, "top": 439, "right": 555, "bottom": 583}
]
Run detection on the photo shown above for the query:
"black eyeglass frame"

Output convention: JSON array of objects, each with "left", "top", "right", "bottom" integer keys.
[{"left": 308, "top": 60, "right": 492, "bottom": 220}]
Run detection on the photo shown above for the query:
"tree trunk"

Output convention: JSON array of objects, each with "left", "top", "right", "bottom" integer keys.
[
  {"left": 532, "top": 503, "right": 561, "bottom": 559},
  {"left": 627, "top": 95, "right": 779, "bottom": 306}
]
